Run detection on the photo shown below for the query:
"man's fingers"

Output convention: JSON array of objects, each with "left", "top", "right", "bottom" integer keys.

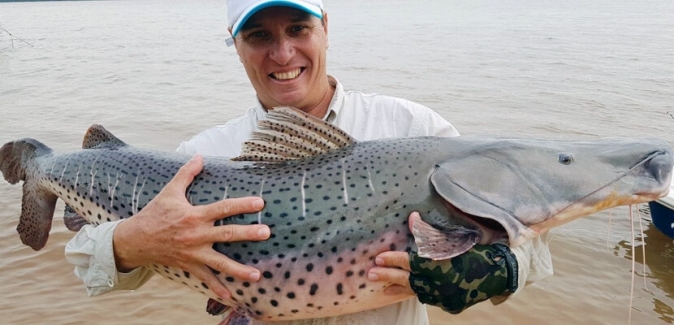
[
  {"left": 375, "top": 251, "right": 412, "bottom": 271},
  {"left": 207, "top": 224, "right": 271, "bottom": 243},
  {"left": 200, "top": 197, "right": 265, "bottom": 221},
  {"left": 368, "top": 266, "right": 414, "bottom": 296},
  {"left": 188, "top": 264, "right": 232, "bottom": 300},
  {"left": 168, "top": 155, "right": 204, "bottom": 193},
  {"left": 383, "top": 284, "right": 414, "bottom": 296},
  {"left": 368, "top": 266, "right": 411, "bottom": 285},
  {"left": 202, "top": 250, "right": 262, "bottom": 283}
]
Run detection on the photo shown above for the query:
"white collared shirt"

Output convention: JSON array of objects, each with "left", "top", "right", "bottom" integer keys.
[{"left": 176, "top": 76, "right": 459, "bottom": 157}]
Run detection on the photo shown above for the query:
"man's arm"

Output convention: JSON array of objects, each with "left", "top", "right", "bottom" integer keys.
[{"left": 65, "top": 155, "right": 271, "bottom": 299}]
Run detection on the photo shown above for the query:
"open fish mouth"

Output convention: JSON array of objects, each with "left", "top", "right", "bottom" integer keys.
[{"left": 442, "top": 200, "right": 509, "bottom": 245}]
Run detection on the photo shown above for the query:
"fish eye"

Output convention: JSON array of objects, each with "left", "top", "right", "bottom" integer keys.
[{"left": 558, "top": 153, "right": 574, "bottom": 165}]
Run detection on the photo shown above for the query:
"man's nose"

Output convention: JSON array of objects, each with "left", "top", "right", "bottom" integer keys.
[{"left": 269, "top": 36, "right": 295, "bottom": 65}]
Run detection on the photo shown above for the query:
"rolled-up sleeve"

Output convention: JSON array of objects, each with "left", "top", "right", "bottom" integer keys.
[
  {"left": 489, "top": 232, "right": 553, "bottom": 305},
  {"left": 65, "top": 221, "right": 155, "bottom": 296}
]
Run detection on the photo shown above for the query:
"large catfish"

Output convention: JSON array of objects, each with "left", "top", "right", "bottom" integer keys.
[{"left": 1, "top": 107, "right": 672, "bottom": 323}]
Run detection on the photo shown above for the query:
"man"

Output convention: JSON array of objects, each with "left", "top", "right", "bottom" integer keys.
[{"left": 65, "top": 1, "right": 553, "bottom": 324}]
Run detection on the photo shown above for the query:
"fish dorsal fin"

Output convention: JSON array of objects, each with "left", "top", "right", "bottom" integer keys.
[
  {"left": 233, "top": 106, "right": 356, "bottom": 161},
  {"left": 82, "top": 124, "right": 127, "bottom": 149}
]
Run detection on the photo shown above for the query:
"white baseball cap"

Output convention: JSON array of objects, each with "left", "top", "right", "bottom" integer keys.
[{"left": 228, "top": 0, "right": 324, "bottom": 37}]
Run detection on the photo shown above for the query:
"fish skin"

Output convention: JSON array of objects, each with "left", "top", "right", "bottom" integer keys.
[{"left": 1, "top": 108, "right": 673, "bottom": 322}]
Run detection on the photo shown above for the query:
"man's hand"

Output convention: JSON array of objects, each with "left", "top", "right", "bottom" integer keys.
[
  {"left": 366, "top": 212, "right": 421, "bottom": 297},
  {"left": 112, "top": 155, "right": 270, "bottom": 299},
  {"left": 368, "top": 213, "right": 519, "bottom": 314}
]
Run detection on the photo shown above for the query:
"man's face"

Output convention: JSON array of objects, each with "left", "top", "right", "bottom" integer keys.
[{"left": 233, "top": 7, "right": 329, "bottom": 111}]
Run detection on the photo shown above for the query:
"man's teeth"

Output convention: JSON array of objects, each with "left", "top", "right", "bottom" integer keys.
[{"left": 273, "top": 69, "right": 301, "bottom": 80}]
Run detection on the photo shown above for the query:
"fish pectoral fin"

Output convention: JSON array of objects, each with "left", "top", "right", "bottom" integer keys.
[
  {"left": 63, "top": 205, "right": 90, "bottom": 232},
  {"left": 233, "top": 106, "right": 356, "bottom": 162},
  {"left": 412, "top": 217, "right": 480, "bottom": 260}
]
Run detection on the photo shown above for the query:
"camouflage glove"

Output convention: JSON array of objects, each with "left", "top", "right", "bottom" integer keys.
[{"left": 409, "top": 243, "right": 519, "bottom": 314}]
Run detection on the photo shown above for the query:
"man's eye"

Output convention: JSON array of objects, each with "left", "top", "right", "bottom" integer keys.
[
  {"left": 288, "top": 25, "right": 306, "bottom": 34},
  {"left": 250, "top": 31, "right": 269, "bottom": 39}
]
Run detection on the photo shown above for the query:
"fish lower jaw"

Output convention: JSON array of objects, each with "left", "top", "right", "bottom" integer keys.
[{"left": 528, "top": 195, "right": 658, "bottom": 237}]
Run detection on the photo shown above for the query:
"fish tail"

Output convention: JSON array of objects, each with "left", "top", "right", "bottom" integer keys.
[{"left": 0, "top": 139, "right": 58, "bottom": 250}]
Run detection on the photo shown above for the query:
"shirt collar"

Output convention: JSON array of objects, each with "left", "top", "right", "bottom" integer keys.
[{"left": 323, "top": 75, "right": 343, "bottom": 123}]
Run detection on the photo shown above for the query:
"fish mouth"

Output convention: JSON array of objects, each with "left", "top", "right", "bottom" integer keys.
[{"left": 441, "top": 200, "right": 510, "bottom": 245}]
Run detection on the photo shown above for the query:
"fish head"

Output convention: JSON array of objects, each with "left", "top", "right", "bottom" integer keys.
[{"left": 431, "top": 137, "right": 674, "bottom": 247}]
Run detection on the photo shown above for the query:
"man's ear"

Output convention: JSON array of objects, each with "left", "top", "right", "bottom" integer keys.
[
  {"left": 227, "top": 27, "right": 239, "bottom": 49},
  {"left": 322, "top": 12, "right": 329, "bottom": 48}
]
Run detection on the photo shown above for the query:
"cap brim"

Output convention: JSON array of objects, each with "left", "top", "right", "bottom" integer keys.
[{"left": 231, "top": 0, "right": 323, "bottom": 37}]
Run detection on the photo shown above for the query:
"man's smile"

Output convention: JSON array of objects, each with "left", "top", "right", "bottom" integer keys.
[{"left": 270, "top": 67, "right": 304, "bottom": 80}]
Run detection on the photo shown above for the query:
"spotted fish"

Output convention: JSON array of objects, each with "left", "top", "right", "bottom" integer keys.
[{"left": 1, "top": 107, "right": 672, "bottom": 323}]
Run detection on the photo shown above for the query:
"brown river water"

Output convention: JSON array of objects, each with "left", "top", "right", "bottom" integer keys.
[{"left": 1, "top": 0, "right": 673, "bottom": 324}]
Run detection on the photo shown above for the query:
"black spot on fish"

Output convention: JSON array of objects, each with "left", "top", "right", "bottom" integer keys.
[
  {"left": 336, "top": 283, "right": 343, "bottom": 295},
  {"left": 271, "top": 300, "right": 278, "bottom": 307},
  {"left": 325, "top": 266, "right": 333, "bottom": 275},
  {"left": 306, "top": 263, "right": 314, "bottom": 272},
  {"left": 309, "top": 283, "right": 318, "bottom": 295}
]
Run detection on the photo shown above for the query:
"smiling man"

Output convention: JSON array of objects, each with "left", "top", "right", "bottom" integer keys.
[
  {"left": 65, "top": 1, "right": 553, "bottom": 324},
  {"left": 232, "top": 4, "right": 333, "bottom": 117}
]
